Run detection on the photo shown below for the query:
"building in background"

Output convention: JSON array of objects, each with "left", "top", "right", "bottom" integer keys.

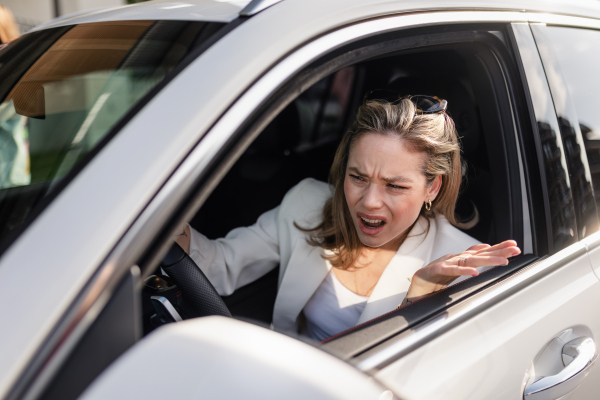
[{"left": 0, "top": 0, "right": 134, "bottom": 33}]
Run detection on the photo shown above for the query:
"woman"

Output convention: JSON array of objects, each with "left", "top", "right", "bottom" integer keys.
[{"left": 175, "top": 93, "right": 520, "bottom": 340}]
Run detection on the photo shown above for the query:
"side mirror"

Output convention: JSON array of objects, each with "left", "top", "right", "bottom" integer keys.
[
  {"left": 9, "top": 82, "right": 45, "bottom": 119},
  {"left": 79, "top": 316, "right": 405, "bottom": 400}
]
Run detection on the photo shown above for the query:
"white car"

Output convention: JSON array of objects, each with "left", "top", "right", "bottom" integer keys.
[{"left": 1, "top": 0, "right": 600, "bottom": 399}]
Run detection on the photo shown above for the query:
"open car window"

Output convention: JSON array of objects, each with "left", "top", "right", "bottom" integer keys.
[
  {"left": 167, "top": 23, "right": 534, "bottom": 358},
  {"left": 0, "top": 20, "right": 223, "bottom": 253}
]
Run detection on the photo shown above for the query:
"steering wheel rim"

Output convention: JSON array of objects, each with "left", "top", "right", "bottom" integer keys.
[{"left": 161, "top": 242, "right": 232, "bottom": 319}]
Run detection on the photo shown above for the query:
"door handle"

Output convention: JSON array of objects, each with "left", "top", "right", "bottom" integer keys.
[{"left": 523, "top": 337, "right": 597, "bottom": 400}]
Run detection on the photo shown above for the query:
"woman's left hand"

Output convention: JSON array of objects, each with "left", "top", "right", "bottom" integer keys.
[
  {"left": 173, "top": 223, "right": 191, "bottom": 254},
  {"left": 403, "top": 240, "right": 520, "bottom": 304}
]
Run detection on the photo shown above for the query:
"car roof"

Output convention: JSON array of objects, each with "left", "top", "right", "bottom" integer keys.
[
  {"left": 31, "top": 0, "right": 600, "bottom": 32},
  {"left": 32, "top": 0, "right": 254, "bottom": 31}
]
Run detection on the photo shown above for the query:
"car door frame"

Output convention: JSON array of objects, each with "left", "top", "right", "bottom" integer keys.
[{"left": 134, "top": 11, "right": 536, "bottom": 354}]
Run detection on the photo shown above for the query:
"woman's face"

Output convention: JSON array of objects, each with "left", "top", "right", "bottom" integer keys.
[{"left": 344, "top": 133, "right": 442, "bottom": 249}]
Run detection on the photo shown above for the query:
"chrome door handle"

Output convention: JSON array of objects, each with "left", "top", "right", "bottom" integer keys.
[{"left": 523, "top": 337, "right": 597, "bottom": 400}]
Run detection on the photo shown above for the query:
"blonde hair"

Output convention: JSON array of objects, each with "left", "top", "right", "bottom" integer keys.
[
  {"left": 301, "top": 99, "right": 462, "bottom": 269},
  {"left": 0, "top": 6, "right": 19, "bottom": 44}
]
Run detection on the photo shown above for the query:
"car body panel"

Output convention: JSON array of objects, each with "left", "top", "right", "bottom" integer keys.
[{"left": 584, "top": 231, "right": 600, "bottom": 281}]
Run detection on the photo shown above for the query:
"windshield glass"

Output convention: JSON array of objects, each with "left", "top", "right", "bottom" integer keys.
[{"left": 0, "top": 20, "right": 223, "bottom": 249}]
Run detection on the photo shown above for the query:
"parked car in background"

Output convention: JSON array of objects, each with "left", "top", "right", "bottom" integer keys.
[{"left": 1, "top": 0, "right": 600, "bottom": 399}]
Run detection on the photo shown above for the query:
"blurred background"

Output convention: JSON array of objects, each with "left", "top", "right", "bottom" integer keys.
[{"left": 1, "top": 0, "right": 150, "bottom": 33}]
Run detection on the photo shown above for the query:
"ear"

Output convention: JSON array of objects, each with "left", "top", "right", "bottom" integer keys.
[{"left": 426, "top": 175, "right": 442, "bottom": 201}]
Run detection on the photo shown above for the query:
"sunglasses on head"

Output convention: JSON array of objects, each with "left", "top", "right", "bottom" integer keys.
[{"left": 364, "top": 89, "right": 448, "bottom": 114}]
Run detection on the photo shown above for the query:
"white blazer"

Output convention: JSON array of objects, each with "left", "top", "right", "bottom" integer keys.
[{"left": 189, "top": 178, "right": 480, "bottom": 333}]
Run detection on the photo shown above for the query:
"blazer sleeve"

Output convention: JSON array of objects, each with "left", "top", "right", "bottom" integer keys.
[{"left": 188, "top": 205, "right": 280, "bottom": 296}]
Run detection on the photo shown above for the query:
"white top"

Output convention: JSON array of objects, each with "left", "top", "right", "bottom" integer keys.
[{"left": 303, "top": 270, "right": 369, "bottom": 341}]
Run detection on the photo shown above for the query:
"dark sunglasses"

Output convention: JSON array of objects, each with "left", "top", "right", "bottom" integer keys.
[{"left": 364, "top": 89, "right": 448, "bottom": 114}]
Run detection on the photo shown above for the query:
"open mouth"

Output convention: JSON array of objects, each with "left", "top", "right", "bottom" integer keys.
[
  {"left": 360, "top": 216, "right": 386, "bottom": 229},
  {"left": 357, "top": 213, "right": 387, "bottom": 236}
]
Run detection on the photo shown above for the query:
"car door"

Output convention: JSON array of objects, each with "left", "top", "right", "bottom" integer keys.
[{"left": 371, "top": 19, "right": 600, "bottom": 400}]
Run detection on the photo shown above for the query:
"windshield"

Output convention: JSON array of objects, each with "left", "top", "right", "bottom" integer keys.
[{"left": 0, "top": 20, "right": 224, "bottom": 250}]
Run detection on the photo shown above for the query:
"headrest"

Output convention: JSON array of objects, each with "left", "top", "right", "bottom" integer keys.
[
  {"left": 249, "top": 102, "right": 302, "bottom": 155},
  {"left": 385, "top": 76, "right": 480, "bottom": 157}
]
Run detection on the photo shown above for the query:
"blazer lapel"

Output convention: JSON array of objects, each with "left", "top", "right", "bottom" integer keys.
[
  {"left": 272, "top": 239, "right": 331, "bottom": 331},
  {"left": 356, "top": 216, "right": 438, "bottom": 325}
]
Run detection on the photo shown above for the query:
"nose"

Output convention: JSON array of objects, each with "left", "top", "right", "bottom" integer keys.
[{"left": 362, "top": 183, "right": 384, "bottom": 210}]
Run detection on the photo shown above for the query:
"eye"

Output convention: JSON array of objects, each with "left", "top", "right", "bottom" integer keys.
[
  {"left": 349, "top": 174, "right": 365, "bottom": 182},
  {"left": 387, "top": 183, "right": 408, "bottom": 190}
]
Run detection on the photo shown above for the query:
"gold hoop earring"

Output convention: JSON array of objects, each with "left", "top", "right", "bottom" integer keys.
[{"left": 425, "top": 200, "right": 432, "bottom": 211}]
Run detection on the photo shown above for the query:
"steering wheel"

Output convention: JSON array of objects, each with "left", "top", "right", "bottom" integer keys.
[{"left": 160, "top": 242, "right": 232, "bottom": 319}]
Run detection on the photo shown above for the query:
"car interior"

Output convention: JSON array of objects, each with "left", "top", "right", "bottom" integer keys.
[{"left": 141, "top": 26, "right": 538, "bottom": 359}]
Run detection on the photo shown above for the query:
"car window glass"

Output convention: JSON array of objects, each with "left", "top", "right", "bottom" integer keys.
[
  {"left": 512, "top": 24, "right": 577, "bottom": 252},
  {"left": 529, "top": 25, "right": 599, "bottom": 240},
  {"left": 0, "top": 20, "right": 223, "bottom": 251},
  {"left": 544, "top": 26, "right": 600, "bottom": 215},
  {"left": 294, "top": 66, "right": 356, "bottom": 151}
]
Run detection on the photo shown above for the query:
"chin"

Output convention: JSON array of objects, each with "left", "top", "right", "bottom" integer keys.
[
  {"left": 356, "top": 232, "right": 387, "bottom": 248},
  {"left": 361, "top": 241, "right": 384, "bottom": 248},
  {"left": 354, "top": 221, "right": 405, "bottom": 249}
]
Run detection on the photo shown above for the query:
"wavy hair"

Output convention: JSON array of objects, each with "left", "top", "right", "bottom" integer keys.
[
  {"left": 300, "top": 99, "right": 462, "bottom": 269},
  {"left": 0, "top": 6, "right": 19, "bottom": 44}
]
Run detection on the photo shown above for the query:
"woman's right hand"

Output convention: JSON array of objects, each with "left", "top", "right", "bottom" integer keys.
[{"left": 173, "top": 223, "right": 191, "bottom": 254}]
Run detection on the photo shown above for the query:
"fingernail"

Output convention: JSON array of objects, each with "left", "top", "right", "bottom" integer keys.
[{"left": 512, "top": 251, "right": 520, "bottom": 256}]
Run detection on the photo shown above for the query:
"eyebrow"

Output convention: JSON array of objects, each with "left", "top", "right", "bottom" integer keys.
[{"left": 347, "top": 167, "right": 414, "bottom": 184}]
